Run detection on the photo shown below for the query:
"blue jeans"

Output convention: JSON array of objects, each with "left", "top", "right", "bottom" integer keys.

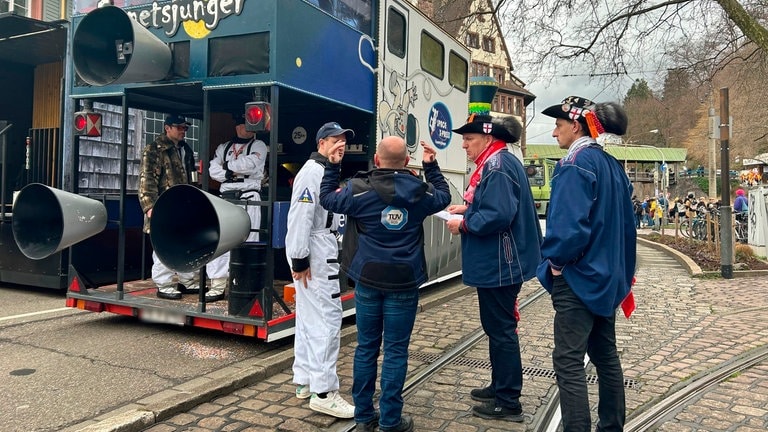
[
  {"left": 352, "top": 283, "right": 418, "bottom": 429},
  {"left": 551, "top": 275, "right": 625, "bottom": 432},
  {"left": 476, "top": 284, "right": 523, "bottom": 410}
]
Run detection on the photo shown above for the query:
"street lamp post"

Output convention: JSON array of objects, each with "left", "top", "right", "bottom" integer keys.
[{"left": 624, "top": 129, "right": 659, "bottom": 175}]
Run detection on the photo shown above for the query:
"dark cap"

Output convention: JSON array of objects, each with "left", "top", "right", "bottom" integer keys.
[
  {"left": 233, "top": 113, "right": 245, "bottom": 125},
  {"left": 316, "top": 122, "right": 354, "bottom": 143},
  {"left": 164, "top": 114, "right": 191, "bottom": 126},
  {"left": 451, "top": 114, "right": 522, "bottom": 143},
  {"left": 541, "top": 96, "right": 595, "bottom": 124}
]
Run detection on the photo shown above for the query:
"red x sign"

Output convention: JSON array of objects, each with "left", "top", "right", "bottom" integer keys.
[{"left": 85, "top": 113, "right": 102, "bottom": 137}]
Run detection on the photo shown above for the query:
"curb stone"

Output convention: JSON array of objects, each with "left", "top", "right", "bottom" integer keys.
[{"left": 636, "top": 236, "right": 703, "bottom": 276}]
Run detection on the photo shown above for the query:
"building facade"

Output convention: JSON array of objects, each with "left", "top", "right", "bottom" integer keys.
[{"left": 408, "top": 0, "right": 536, "bottom": 156}]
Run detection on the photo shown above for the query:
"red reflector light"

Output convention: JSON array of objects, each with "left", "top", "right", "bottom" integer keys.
[
  {"left": 69, "top": 275, "right": 82, "bottom": 292},
  {"left": 75, "top": 115, "right": 87, "bottom": 131},
  {"left": 84, "top": 300, "right": 105, "bottom": 312},
  {"left": 246, "top": 106, "right": 264, "bottom": 124}
]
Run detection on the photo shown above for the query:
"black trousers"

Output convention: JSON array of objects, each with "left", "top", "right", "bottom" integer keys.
[
  {"left": 551, "top": 275, "right": 625, "bottom": 432},
  {"left": 477, "top": 284, "right": 523, "bottom": 410}
]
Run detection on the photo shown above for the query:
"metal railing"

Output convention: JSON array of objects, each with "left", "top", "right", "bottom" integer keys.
[{"left": 0, "top": 121, "right": 12, "bottom": 222}]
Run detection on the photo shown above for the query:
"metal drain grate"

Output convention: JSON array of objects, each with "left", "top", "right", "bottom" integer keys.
[{"left": 409, "top": 351, "right": 637, "bottom": 389}]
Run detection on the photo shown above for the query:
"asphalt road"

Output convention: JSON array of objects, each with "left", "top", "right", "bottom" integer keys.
[{"left": 0, "top": 284, "right": 290, "bottom": 432}]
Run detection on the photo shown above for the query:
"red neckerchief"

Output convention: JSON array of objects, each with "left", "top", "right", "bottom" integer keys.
[{"left": 463, "top": 139, "right": 507, "bottom": 204}]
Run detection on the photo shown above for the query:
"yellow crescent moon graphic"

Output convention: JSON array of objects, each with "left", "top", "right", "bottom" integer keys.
[{"left": 183, "top": 20, "right": 211, "bottom": 39}]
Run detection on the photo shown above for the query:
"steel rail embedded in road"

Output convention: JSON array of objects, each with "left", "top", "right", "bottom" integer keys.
[
  {"left": 625, "top": 344, "right": 768, "bottom": 431},
  {"left": 331, "top": 288, "right": 550, "bottom": 432}
]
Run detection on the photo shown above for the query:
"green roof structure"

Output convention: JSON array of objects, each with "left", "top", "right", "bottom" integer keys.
[{"left": 526, "top": 144, "right": 687, "bottom": 163}]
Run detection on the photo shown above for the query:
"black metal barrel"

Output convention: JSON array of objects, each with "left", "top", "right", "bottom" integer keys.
[{"left": 228, "top": 243, "right": 267, "bottom": 316}]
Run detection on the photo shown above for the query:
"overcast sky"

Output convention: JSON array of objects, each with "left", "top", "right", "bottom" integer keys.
[{"left": 521, "top": 75, "right": 637, "bottom": 145}]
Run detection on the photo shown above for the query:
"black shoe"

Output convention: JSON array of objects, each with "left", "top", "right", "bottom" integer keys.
[
  {"left": 379, "top": 415, "right": 413, "bottom": 432},
  {"left": 471, "top": 402, "right": 524, "bottom": 422},
  {"left": 355, "top": 410, "right": 380, "bottom": 431},
  {"left": 177, "top": 283, "right": 200, "bottom": 294},
  {"left": 470, "top": 386, "right": 495, "bottom": 402},
  {"left": 205, "top": 291, "right": 225, "bottom": 302}
]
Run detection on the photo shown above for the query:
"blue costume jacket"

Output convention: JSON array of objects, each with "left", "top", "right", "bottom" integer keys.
[
  {"left": 320, "top": 161, "right": 451, "bottom": 291},
  {"left": 537, "top": 139, "right": 637, "bottom": 317},
  {"left": 459, "top": 151, "right": 542, "bottom": 288}
]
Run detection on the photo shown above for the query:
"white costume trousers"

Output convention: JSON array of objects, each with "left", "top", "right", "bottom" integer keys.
[
  {"left": 241, "top": 191, "right": 261, "bottom": 243},
  {"left": 152, "top": 252, "right": 228, "bottom": 285},
  {"left": 292, "top": 232, "right": 342, "bottom": 394},
  {"left": 151, "top": 251, "right": 196, "bottom": 287}
]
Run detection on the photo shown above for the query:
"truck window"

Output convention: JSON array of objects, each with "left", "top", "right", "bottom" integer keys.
[
  {"left": 420, "top": 31, "right": 444, "bottom": 80},
  {"left": 208, "top": 33, "right": 270, "bottom": 76},
  {"left": 448, "top": 50, "right": 468, "bottom": 92},
  {"left": 387, "top": 7, "right": 406, "bottom": 58},
  {"left": 306, "top": 0, "right": 372, "bottom": 33},
  {"left": 337, "top": 0, "right": 372, "bottom": 32}
]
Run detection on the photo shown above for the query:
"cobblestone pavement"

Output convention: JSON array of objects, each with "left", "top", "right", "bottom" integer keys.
[{"left": 73, "top": 242, "right": 768, "bottom": 431}]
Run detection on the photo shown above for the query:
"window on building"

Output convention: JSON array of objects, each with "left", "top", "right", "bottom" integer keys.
[
  {"left": 472, "top": 62, "right": 490, "bottom": 77},
  {"left": 492, "top": 96, "right": 499, "bottom": 113},
  {"left": 1, "top": 0, "right": 29, "bottom": 16},
  {"left": 494, "top": 68, "right": 505, "bottom": 84},
  {"left": 465, "top": 32, "right": 480, "bottom": 49},
  {"left": 482, "top": 36, "right": 495, "bottom": 53},
  {"left": 421, "top": 31, "right": 444, "bottom": 80}
]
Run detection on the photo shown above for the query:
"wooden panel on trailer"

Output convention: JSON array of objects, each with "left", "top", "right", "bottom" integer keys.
[{"left": 32, "top": 62, "right": 63, "bottom": 129}]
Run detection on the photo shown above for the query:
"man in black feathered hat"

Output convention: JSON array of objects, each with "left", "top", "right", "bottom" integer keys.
[
  {"left": 540, "top": 96, "right": 628, "bottom": 149},
  {"left": 536, "top": 96, "right": 635, "bottom": 431},
  {"left": 444, "top": 113, "right": 542, "bottom": 423}
]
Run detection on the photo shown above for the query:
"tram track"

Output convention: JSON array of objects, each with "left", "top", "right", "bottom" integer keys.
[
  {"left": 625, "top": 344, "right": 768, "bottom": 431},
  {"left": 331, "top": 287, "right": 551, "bottom": 432},
  {"left": 325, "top": 242, "right": 704, "bottom": 432},
  {"left": 129, "top": 241, "right": 768, "bottom": 432}
]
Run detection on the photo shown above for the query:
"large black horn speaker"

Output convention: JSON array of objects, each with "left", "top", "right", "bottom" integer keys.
[
  {"left": 150, "top": 185, "right": 251, "bottom": 273},
  {"left": 12, "top": 183, "right": 107, "bottom": 260},
  {"left": 73, "top": 5, "right": 172, "bottom": 86}
]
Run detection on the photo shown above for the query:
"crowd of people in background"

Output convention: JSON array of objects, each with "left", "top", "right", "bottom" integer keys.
[
  {"left": 631, "top": 188, "right": 752, "bottom": 245},
  {"left": 631, "top": 192, "right": 731, "bottom": 230}
]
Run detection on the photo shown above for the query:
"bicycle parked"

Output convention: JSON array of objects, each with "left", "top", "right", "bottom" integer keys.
[
  {"left": 734, "top": 211, "right": 749, "bottom": 244},
  {"left": 678, "top": 207, "right": 710, "bottom": 240}
]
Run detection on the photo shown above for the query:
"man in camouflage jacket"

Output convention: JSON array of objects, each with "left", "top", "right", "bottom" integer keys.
[{"left": 139, "top": 114, "right": 198, "bottom": 299}]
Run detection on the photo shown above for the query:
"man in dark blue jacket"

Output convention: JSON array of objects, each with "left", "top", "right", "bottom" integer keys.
[
  {"left": 538, "top": 96, "right": 636, "bottom": 432},
  {"left": 320, "top": 136, "right": 450, "bottom": 432},
  {"left": 445, "top": 114, "right": 542, "bottom": 422}
]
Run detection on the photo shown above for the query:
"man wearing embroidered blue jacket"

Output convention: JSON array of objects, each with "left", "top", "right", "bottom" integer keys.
[
  {"left": 320, "top": 136, "right": 450, "bottom": 432},
  {"left": 538, "top": 96, "right": 636, "bottom": 432},
  {"left": 445, "top": 114, "right": 542, "bottom": 423}
]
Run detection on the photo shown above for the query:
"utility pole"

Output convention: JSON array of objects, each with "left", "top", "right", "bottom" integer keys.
[{"left": 719, "top": 88, "right": 733, "bottom": 279}]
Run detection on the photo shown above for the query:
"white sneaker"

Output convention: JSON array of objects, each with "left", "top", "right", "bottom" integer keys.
[
  {"left": 309, "top": 390, "right": 355, "bottom": 418},
  {"left": 156, "top": 285, "right": 181, "bottom": 300},
  {"left": 296, "top": 384, "right": 311, "bottom": 399}
]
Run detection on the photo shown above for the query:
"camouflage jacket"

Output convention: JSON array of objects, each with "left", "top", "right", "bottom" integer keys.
[{"left": 138, "top": 134, "right": 194, "bottom": 233}]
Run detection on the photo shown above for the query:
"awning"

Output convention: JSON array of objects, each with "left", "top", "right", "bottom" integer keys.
[{"left": 0, "top": 13, "right": 67, "bottom": 66}]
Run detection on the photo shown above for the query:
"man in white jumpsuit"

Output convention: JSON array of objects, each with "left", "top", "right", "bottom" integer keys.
[
  {"left": 285, "top": 122, "right": 354, "bottom": 418},
  {"left": 208, "top": 114, "right": 268, "bottom": 302}
]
